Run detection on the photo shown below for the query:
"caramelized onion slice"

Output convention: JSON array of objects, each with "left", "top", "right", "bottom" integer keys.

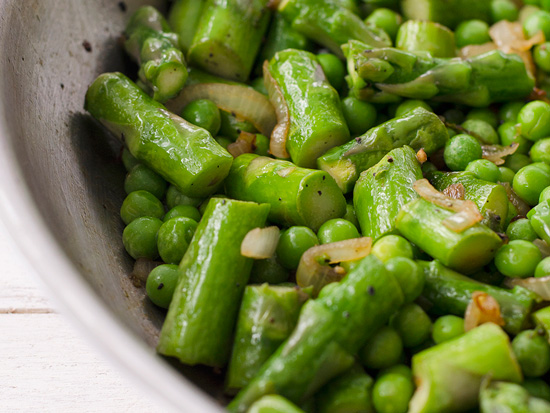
[
  {"left": 241, "top": 226, "right": 281, "bottom": 259},
  {"left": 505, "top": 275, "right": 550, "bottom": 301},
  {"left": 227, "top": 131, "right": 257, "bottom": 158},
  {"left": 482, "top": 143, "right": 519, "bottom": 165},
  {"left": 464, "top": 291, "right": 505, "bottom": 332},
  {"left": 263, "top": 60, "right": 290, "bottom": 159}
]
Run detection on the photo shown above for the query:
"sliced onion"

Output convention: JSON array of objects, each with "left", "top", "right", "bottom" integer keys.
[
  {"left": 131, "top": 258, "right": 163, "bottom": 286},
  {"left": 241, "top": 226, "right": 281, "bottom": 259},
  {"left": 227, "top": 131, "right": 257, "bottom": 158},
  {"left": 460, "top": 42, "right": 497, "bottom": 59},
  {"left": 442, "top": 183, "right": 465, "bottom": 200},
  {"left": 263, "top": 60, "right": 290, "bottom": 159},
  {"left": 296, "top": 237, "right": 372, "bottom": 296},
  {"left": 416, "top": 148, "right": 427, "bottom": 164},
  {"left": 414, "top": 179, "right": 483, "bottom": 232},
  {"left": 464, "top": 291, "right": 505, "bottom": 332},
  {"left": 165, "top": 83, "right": 276, "bottom": 136},
  {"left": 482, "top": 143, "right": 519, "bottom": 165},
  {"left": 505, "top": 276, "right": 550, "bottom": 301},
  {"left": 534, "top": 239, "right": 550, "bottom": 259},
  {"left": 499, "top": 182, "right": 531, "bottom": 217}
]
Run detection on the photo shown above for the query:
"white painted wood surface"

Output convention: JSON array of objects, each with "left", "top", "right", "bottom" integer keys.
[{"left": 0, "top": 222, "right": 163, "bottom": 412}]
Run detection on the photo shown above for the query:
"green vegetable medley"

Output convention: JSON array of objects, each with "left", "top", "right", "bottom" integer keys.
[{"left": 85, "top": 0, "right": 550, "bottom": 411}]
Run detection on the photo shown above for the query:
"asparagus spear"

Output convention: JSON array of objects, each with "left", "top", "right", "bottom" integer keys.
[
  {"left": 401, "top": 0, "right": 491, "bottom": 29},
  {"left": 228, "top": 255, "right": 405, "bottom": 412},
  {"left": 344, "top": 40, "right": 535, "bottom": 106},
  {"left": 124, "top": 6, "right": 188, "bottom": 103},
  {"left": 264, "top": 49, "right": 350, "bottom": 168},
  {"left": 157, "top": 198, "right": 270, "bottom": 367},
  {"left": 85, "top": 73, "right": 233, "bottom": 198},
  {"left": 354, "top": 146, "right": 422, "bottom": 240},
  {"left": 527, "top": 200, "right": 550, "bottom": 245},
  {"left": 409, "top": 323, "right": 522, "bottom": 413},
  {"left": 480, "top": 380, "right": 550, "bottom": 413},
  {"left": 188, "top": 0, "right": 271, "bottom": 81},
  {"left": 418, "top": 260, "right": 537, "bottom": 335},
  {"left": 318, "top": 108, "right": 448, "bottom": 193},
  {"left": 168, "top": 0, "right": 206, "bottom": 54},
  {"left": 278, "top": 0, "right": 391, "bottom": 58},
  {"left": 225, "top": 154, "right": 347, "bottom": 232},
  {"left": 226, "top": 284, "right": 309, "bottom": 393},
  {"left": 396, "top": 199, "right": 503, "bottom": 274},
  {"left": 248, "top": 395, "right": 306, "bottom": 413},
  {"left": 396, "top": 20, "right": 456, "bottom": 58}
]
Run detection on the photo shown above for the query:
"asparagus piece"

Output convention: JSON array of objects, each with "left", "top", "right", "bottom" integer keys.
[
  {"left": 409, "top": 323, "right": 522, "bottom": 413},
  {"left": 228, "top": 255, "right": 405, "bottom": 412},
  {"left": 527, "top": 200, "right": 550, "bottom": 245},
  {"left": 188, "top": 0, "right": 271, "bottom": 81},
  {"left": 278, "top": 0, "right": 391, "bottom": 58},
  {"left": 354, "top": 146, "right": 422, "bottom": 240},
  {"left": 418, "top": 260, "right": 537, "bottom": 335},
  {"left": 248, "top": 395, "right": 305, "bottom": 413},
  {"left": 124, "top": 6, "right": 188, "bottom": 103},
  {"left": 427, "top": 171, "right": 509, "bottom": 232},
  {"left": 396, "top": 20, "right": 456, "bottom": 58},
  {"left": 344, "top": 40, "right": 535, "bottom": 106},
  {"left": 480, "top": 380, "right": 550, "bottom": 413},
  {"left": 401, "top": 0, "right": 491, "bottom": 29},
  {"left": 157, "top": 198, "right": 270, "bottom": 367},
  {"left": 396, "top": 198, "right": 503, "bottom": 274},
  {"left": 225, "top": 154, "right": 346, "bottom": 232},
  {"left": 318, "top": 108, "right": 448, "bottom": 193},
  {"left": 85, "top": 73, "right": 232, "bottom": 198},
  {"left": 168, "top": 0, "right": 206, "bottom": 54},
  {"left": 226, "top": 284, "right": 309, "bottom": 393},
  {"left": 264, "top": 49, "right": 350, "bottom": 168}
]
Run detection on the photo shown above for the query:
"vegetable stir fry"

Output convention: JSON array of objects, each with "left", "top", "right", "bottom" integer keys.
[{"left": 85, "top": 0, "right": 550, "bottom": 411}]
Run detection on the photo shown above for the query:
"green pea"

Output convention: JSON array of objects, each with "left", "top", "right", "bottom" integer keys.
[
  {"left": 443, "top": 108, "right": 465, "bottom": 124},
  {"left": 365, "top": 8, "right": 402, "bottom": 40},
  {"left": 121, "top": 147, "right": 140, "bottom": 171},
  {"left": 531, "top": 138, "right": 550, "bottom": 164},
  {"left": 491, "top": 0, "right": 520, "bottom": 22},
  {"left": 371, "top": 235, "right": 413, "bottom": 262},
  {"left": 378, "top": 364, "right": 413, "bottom": 381},
  {"left": 317, "top": 53, "right": 345, "bottom": 92},
  {"left": 513, "top": 163, "right": 550, "bottom": 205},
  {"left": 250, "top": 77, "right": 267, "bottom": 95},
  {"left": 498, "top": 166, "right": 515, "bottom": 184},
  {"left": 372, "top": 373, "right": 414, "bottom": 413},
  {"left": 498, "top": 122, "right": 532, "bottom": 155},
  {"left": 341, "top": 96, "right": 377, "bottom": 136},
  {"left": 145, "top": 264, "right": 179, "bottom": 309},
  {"left": 343, "top": 203, "right": 360, "bottom": 229},
  {"left": 466, "top": 108, "right": 498, "bottom": 129},
  {"left": 166, "top": 184, "right": 202, "bottom": 209},
  {"left": 523, "top": 379, "right": 550, "bottom": 401},
  {"left": 535, "top": 43, "right": 550, "bottom": 73},
  {"left": 523, "top": 10, "right": 550, "bottom": 40},
  {"left": 512, "top": 329, "right": 550, "bottom": 377},
  {"left": 276, "top": 226, "right": 319, "bottom": 270},
  {"left": 253, "top": 134, "right": 270, "bottom": 157},
  {"left": 120, "top": 190, "right": 165, "bottom": 225},
  {"left": 157, "top": 217, "right": 198, "bottom": 265},
  {"left": 181, "top": 99, "right": 221, "bottom": 137},
  {"left": 504, "top": 153, "right": 532, "bottom": 172},
  {"left": 455, "top": 20, "right": 491, "bottom": 48},
  {"left": 518, "top": 100, "right": 550, "bottom": 142},
  {"left": 465, "top": 159, "right": 501, "bottom": 183},
  {"left": 540, "top": 185, "right": 550, "bottom": 203},
  {"left": 219, "top": 109, "right": 257, "bottom": 140},
  {"left": 506, "top": 218, "right": 538, "bottom": 242},
  {"left": 250, "top": 257, "right": 290, "bottom": 284},
  {"left": 461, "top": 119, "right": 500, "bottom": 144},
  {"left": 163, "top": 205, "right": 201, "bottom": 223},
  {"left": 122, "top": 216, "right": 163, "bottom": 260},
  {"left": 431, "top": 315, "right": 465, "bottom": 344},
  {"left": 317, "top": 218, "right": 360, "bottom": 244},
  {"left": 385, "top": 257, "right": 424, "bottom": 304},
  {"left": 495, "top": 239, "right": 542, "bottom": 278},
  {"left": 499, "top": 101, "right": 524, "bottom": 123},
  {"left": 535, "top": 256, "right": 550, "bottom": 277},
  {"left": 444, "top": 133, "right": 483, "bottom": 171},
  {"left": 391, "top": 303, "right": 433, "bottom": 348},
  {"left": 359, "top": 326, "right": 403, "bottom": 370},
  {"left": 395, "top": 100, "right": 432, "bottom": 118},
  {"left": 215, "top": 136, "right": 232, "bottom": 149},
  {"left": 124, "top": 164, "right": 167, "bottom": 199}
]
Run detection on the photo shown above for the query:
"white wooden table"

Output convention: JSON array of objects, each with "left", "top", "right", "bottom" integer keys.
[{"left": 0, "top": 221, "right": 163, "bottom": 412}]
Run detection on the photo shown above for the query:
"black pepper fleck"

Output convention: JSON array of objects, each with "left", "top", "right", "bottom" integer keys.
[
  {"left": 157, "top": 283, "right": 164, "bottom": 290},
  {"left": 82, "top": 40, "right": 92, "bottom": 52},
  {"left": 118, "top": 1, "right": 127, "bottom": 12},
  {"left": 322, "top": 176, "right": 326, "bottom": 180},
  {"left": 368, "top": 286, "right": 375, "bottom": 296},
  {"left": 269, "top": 318, "right": 275, "bottom": 323},
  {"left": 388, "top": 157, "right": 394, "bottom": 163},
  {"left": 60, "top": 83, "right": 64, "bottom": 89},
  {"left": 318, "top": 190, "right": 322, "bottom": 196},
  {"left": 355, "top": 137, "right": 361, "bottom": 143},
  {"left": 278, "top": 198, "right": 282, "bottom": 201},
  {"left": 343, "top": 311, "right": 350, "bottom": 319}
]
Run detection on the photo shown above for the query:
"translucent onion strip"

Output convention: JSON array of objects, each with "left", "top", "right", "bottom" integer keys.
[
  {"left": 505, "top": 275, "right": 550, "bottom": 301},
  {"left": 241, "top": 226, "right": 281, "bottom": 259},
  {"left": 263, "top": 60, "right": 291, "bottom": 159},
  {"left": 482, "top": 143, "right": 519, "bottom": 165},
  {"left": 464, "top": 291, "right": 505, "bottom": 332},
  {"left": 227, "top": 131, "right": 257, "bottom": 158}
]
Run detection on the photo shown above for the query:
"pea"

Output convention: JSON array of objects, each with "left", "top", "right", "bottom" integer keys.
[
  {"left": 365, "top": 8, "right": 402, "bottom": 40},
  {"left": 535, "top": 43, "right": 550, "bottom": 73},
  {"left": 535, "top": 256, "right": 550, "bottom": 277},
  {"left": 498, "top": 166, "right": 515, "bottom": 184},
  {"left": 385, "top": 257, "right": 424, "bottom": 303},
  {"left": 455, "top": 20, "right": 491, "bottom": 48},
  {"left": 341, "top": 97, "right": 377, "bottom": 136},
  {"left": 498, "top": 122, "right": 532, "bottom": 155},
  {"left": 499, "top": 101, "right": 524, "bottom": 123},
  {"left": 371, "top": 235, "right": 413, "bottom": 262},
  {"left": 466, "top": 108, "right": 498, "bottom": 129},
  {"left": 372, "top": 373, "right": 414, "bottom": 413},
  {"left": 444, "top": 133, "right": 483, "bottom": 171},
  {"left": 145, "top": 264, "right": 179, "bottom": 309},
  {"left": 120, "top": 190, "right": 165, "bottom": 225},
  {"left": 317, "top": 53, "right": 345, "bottom": 92},
  {"left": 432, "top": 315, "right": 465, "bottom": 344},
  {"left": 391, "top": 303, "right": 433, "bottom": 348},
  {"left": 359, "top": 326, "right": 403, "bottom": 370},
  {"left": 461, "top": 119, "right": 500, "bottom": 144},
  {"left": 531, "top": 138, "right": 550, "bottom": 164},
  {"left": 518, "top": 100, "right": 550, "bottom": 142},
  {"left": 250, "top": 77, "right": 267, "bottom": 95},
  {"left": 495, "top": 239, "right": 542, "bottom": 278},
  {"left": 343, "top": 203, "right": 360, "bottom": 229},
  {"left": 122, "top": 216, "right": 163, "bottom": 260},
  {"left": 166, "top": 184, "right": 202, "bottom": 209},
  {"left": 378, "top": 364, "right": 413, "bottom": 381},
  {"left": 254, "top": 134, "right": 270, "bottom": 157},
  {"left": 215, "top": 136, "right": 232, "bottom": 149},
  {"left": 504, "top": 153, "right": 532, "bottom": 172},
  {"left": 523, "top": 379, "right": 550, "bottom": 401},
  {"left": 465, "top": 159, "right": 501, "bottom": 183},
  {"left": 491, "top": 0, "right": 519, "bottom": 22},
  {"left": 124, "top": 164, "right": 167, "bottom": 199},
  {"left": 163, "top": 205, "right": 201, "bottom": 223},
  {"left": 395, "top": 100, "right": 432, "bottom": 118},
  {"left": 276, "top": 226, "right": 319, "bottom": 270},
  {"left": 157, "top": 217, "right": 198, "bottom": 265},
  {"left": 181, "top": 99, "right": 221, "bottom": 137},
  {"left": 512, "top": 329, "right": 550, "bottom": 377},
  {"left": 513, "top": 163, "right": 550, "bottom": 205},
  {"left": 250, "top": 257, "right": 290, "bottom": 284},
  {"left": 317, "top": 218, "right": 360, "bottom": 244},
  {"left": 523, "top": 10, "right": 550, "bottom": 40},
  {"left": 443, "top": 108, "right": 465, "bottom": 124},
  {"left": 506, "top": 201, "right": 519, "bottom": 227},
  {"left": 506, "top": 218, "right": 538, "bottom": 242},
  {"left": 540, "top": 186, "right": 550, "bottom": 203},
  {"left": 121, "top": 147, "right": 140, "bottom": 171}
]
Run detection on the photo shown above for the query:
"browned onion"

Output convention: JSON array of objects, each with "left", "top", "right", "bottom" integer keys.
[
  {"left": 460, "top": 42, "right": 497, "bottom": 58},
  {"left": 263, "top": 60, "right": 291, "bottom": 159},
  {"left": 416, "top": 148, "right": 428, "bottom": 164},
  {"left": 241, "top": 226, "right": 280, "bottom": 259},
  {"left": 500, "top": 182, "right": 531, "bottom": 218},
  {"left": 227, "top": 131, "right": 257, "bottom": 158},
  {"left": 464, "top": 291, "right": 505, "bottom": 332},
  {"left": 443, "top": 183, "right": 465, "bottom": 200},
  {"left": 482, "top": 143, "right": 519, "bottom": 165}
]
